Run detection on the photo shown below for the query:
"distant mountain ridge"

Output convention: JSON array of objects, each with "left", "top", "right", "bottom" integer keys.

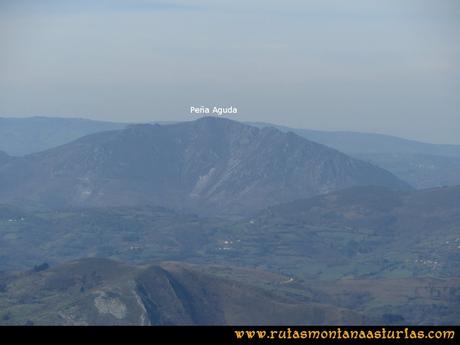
[
  {"left": 0, "top": 117, "right": 409, "bottom": 215},
  {"left": 2, "top": 116, "right": 459, "bottom": 188},
  {"left": 0, "top": 116, "right": 126, "bottom": 156},
  {"left": 249, "top": 122, "right": 460, "bottom": 156},
  {"left": 354, "top": 153, "right": 460, "bottom": 188},
  {"left": 3, "top": 116, "right": 459, "bottom": 158}
]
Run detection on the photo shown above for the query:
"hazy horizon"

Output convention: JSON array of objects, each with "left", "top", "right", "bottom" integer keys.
[
  {"left": 1, "top": 0, "right": 459, "bottom": 144},
  {"left": 3, "top": 114, "right": 460, "bottom": 146}
]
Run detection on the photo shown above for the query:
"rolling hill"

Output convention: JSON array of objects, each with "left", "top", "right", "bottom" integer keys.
[
  {"left": 0, "top": 186, "right": 458, "bottom": 279},
  {"left": 234, "top": 185, "right": 460, "bottom": 279}
]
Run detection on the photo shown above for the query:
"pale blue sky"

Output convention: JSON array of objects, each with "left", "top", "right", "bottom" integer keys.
[{"left": 0, "top": 0, "right": 459, "bottom": 143}]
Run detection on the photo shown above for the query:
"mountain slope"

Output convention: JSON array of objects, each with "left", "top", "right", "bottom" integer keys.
[
  {"left": 0, "top": 117, "right": 410, "bottom": 215},
  {"left": 250, "top": 122, "right": 460, "bottom": 188},
  {"left": 2, "top": 117, "right": 458, "bottom": 188},
  {"left": 1, "top": 258, "right": 457, "bottom": 325},
  {"left": 0, "top": 117, "right": 126, "bottom": 156},
  {"left": 250, "top": 122, "right": 460, "bottom": 157},
  {"left": 0, "top": 258, "right": 364, "bottom": 325}
]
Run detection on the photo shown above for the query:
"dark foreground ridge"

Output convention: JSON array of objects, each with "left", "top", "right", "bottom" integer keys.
[{"left": 0, "top": 258, "right": 366, "bottom": 325}]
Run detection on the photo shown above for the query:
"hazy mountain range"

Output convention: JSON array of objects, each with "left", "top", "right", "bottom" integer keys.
[
  {"left": 0, "top": 117, "right": 125, "bottom": 156},
  {"left": 0, "top": 117, "right": 409, "bottom": 215},
  {"left": 250, "top": 122, "right": 460, "bottom": 157},
  {"left": 2, "top": 116, "right": 459, "bottom": 189}
]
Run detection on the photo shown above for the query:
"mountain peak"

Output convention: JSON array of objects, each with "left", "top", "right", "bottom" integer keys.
[{"left": 0, "top": 119, "right": 410, "bottom": 215}]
